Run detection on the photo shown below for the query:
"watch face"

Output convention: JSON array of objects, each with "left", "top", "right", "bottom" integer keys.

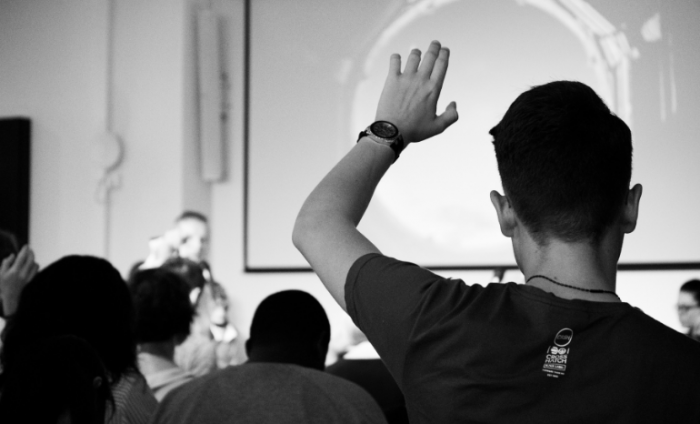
[{"left": 371, "top": 121, "right": 399, "bottom": 139}]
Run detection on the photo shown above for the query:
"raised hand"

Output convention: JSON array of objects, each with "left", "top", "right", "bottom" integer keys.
[
  {"left": 375, "top": 40, "right": 458, "bottom": 145},
  {"left": 0, "top": 245, "right": 40, "bottom": 316}
]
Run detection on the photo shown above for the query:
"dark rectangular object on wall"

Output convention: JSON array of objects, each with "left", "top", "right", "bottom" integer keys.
[{"left": 0, "top": 118, "right": 30, "bottom": 246}]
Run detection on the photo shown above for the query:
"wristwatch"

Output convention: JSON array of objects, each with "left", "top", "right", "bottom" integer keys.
[{"left": 357, "top": 121, "right": 405, "bottom": 162}]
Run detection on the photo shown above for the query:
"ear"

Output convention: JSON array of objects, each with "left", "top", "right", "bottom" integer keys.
[
  {"left": 315, "top": 332, "right": 330, "bottom": 368},
  {"left": 490, "top": 191, "right": 517, "bottom": 237},
  {"left": 245, "top": 338, "right": 252, "bottom": 357},
  {"left": 621, "top": 184, "right": 643, "bottom": 234}
]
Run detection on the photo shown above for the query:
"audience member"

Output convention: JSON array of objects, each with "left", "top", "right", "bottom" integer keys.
[
  {"left": 0, "top": 335, "right": 112, "bottom": 424},
  {"left": 161, "top": 257, "right": 239, "bottom": 375},
  {"left": 293, "top": 40, "right": 700, "bottom": 422},
  {"left": 129, "top": 211, "right": 240, "bottom": 373},
  {"left": 150, "top": 290, "right": 387, "bottom": 424},
  {"left": 129, "top": 268, "right": 195, "bottom": 401},
  {"left": 327, "top": 326, "right": 408, "bottom": 424},
  {"left": 0, "top": 255, "right": 157, "bottom": 423},
  {"left": 677, "top": 279, "right": 700, "bottom": 342}
]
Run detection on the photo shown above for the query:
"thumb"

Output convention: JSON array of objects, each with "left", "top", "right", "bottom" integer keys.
[{"left": 434, "top": 101, "right": 458, "bottom": 134}]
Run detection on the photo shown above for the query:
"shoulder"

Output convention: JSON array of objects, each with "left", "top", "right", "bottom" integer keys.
[
  {"left": 624, "top": 307, "right": 700, "bottom": 352},
  {"left": 346, "top": 253, "right": 473, "bottom": 299},
  {"left": 108, "top": 371, "right": 158, "bottom": 424},
  {"left": 291, "top": 366, "right": 387, "bottom": 418}
]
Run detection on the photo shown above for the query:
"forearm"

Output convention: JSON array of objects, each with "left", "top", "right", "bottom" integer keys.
[
  {"left": 293, "top": 41, "right": 457, "bottom": 310},
  {"left": 296, "top": 139, "right": 394, "bottom": 229},
  {"left": 293, "top": 139, "right": 394, "bottom": 307}
]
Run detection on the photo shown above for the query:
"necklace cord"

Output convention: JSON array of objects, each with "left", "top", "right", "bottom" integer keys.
[{"left": 526, "top": 275, "right": 620, "bottom": 300}]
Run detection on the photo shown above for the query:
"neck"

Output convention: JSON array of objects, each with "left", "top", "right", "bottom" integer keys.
[
  {"left": 519, "top": 234, "right": 621, "bottom": 302},
  {"left": 138, "top": 342, "right": 178, "bottom": 374},
  {"left": 140, "top": 341, "right": 176, "bottom": 361},
  {"left": 247, "top": 344, "right": 325, "bottom": 371}
]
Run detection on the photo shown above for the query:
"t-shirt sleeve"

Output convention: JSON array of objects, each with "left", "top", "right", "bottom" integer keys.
[{"left": 345, "top": 253, "right": 465, "bottom": 385}]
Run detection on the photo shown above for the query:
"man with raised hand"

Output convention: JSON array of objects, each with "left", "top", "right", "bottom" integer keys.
[{"left": 293, "top": 40, "right": 700, "bottom": 423}]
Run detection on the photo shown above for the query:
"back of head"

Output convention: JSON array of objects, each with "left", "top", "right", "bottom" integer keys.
[
  {"left": 0, "top": 335, "right": 112, "bottom": 424},
  {"left": 681, "top": 279, "right": 700, "bottom": 304},
  {"left": 248, "top": 290, "right": 330, "bottom": 369},
  {"left": 1, "top": 255, "right": 137, "bottom": 384},
  {"left": 129, "top": 269, "right": 194, "bottom": 344},
  {"left": 490, "top": 81, "right": 632, "bottom": 244}
]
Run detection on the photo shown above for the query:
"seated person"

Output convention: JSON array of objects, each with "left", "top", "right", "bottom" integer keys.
[
  {"left": 161, "top": 258, "right": 239, "bottom": 376},
  {"left": 293, "top": 41, "right": 700, "bottom": 422},
  {"left": 151, "top": 290, "right": 387, "bottom": 424},
  {"left": 0, "top": 255, "right": 157, "bottom": 423},
  {"left": 0, "top": 335, "right": 112, "bottom": 423},
  {"left": 129, "top": 268, "right": 195, "bottom": 401},
  {"left": 327, "top": 326, "right": 408, "bottom": 424},
  {"left": 677, "top": 279, "right": 700, "bottom": 342}
]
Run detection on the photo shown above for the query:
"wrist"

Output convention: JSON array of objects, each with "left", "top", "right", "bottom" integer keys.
[
  {"left": 357, "top": 135, "right": 400, "bottom": 160},
  {"left": 357, "top": 121, "right": 405, "bottom": 162}
]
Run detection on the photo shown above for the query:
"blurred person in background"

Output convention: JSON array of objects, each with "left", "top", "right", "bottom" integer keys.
[
  {"left": 161, "top": 257, "right": 239, "bottom": 375},
  {"left": 130, "top": 211, "right": 240, "bottom": 373},
  {"left": 677, "top": 279, "right": 700, "bottom": 342},
  {"left": 129, "top": 268, "right": 195, "bottom": 400}
]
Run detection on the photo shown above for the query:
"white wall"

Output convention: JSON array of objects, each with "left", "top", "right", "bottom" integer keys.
[{"left": 0, "top": 0, "right": 109, "bottom": 259}]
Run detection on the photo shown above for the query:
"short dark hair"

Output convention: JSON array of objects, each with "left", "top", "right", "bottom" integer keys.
[
  {"left": 491, "top": 81, "right": 632, "bottom": 244},
  {"left": 680, "top": 279, "right": 700, "bottom": 304},
  {"left": 1, "top": 255, "right": 137, "bottom": 384},
  {"left": 129, "top": 269, "right": 194, "bottom": 344},
  {"left": 176, "top": 210, "right": 208, "bottom": 224},
  {"left": 249, "top": 290, "right": 330, "bottom": 348}
]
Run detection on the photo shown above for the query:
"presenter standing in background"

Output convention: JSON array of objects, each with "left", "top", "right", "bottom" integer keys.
[{"left": 133, "top": 211, "right": 240, "bottom": 375}]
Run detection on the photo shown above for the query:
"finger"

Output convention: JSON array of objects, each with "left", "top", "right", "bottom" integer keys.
[
  {"left": 418, "top": 41, "right": 442, "bottom": 76},
  {"left": 434, "top": 101, "right": 459, "bottom": 133},
  {"left": 0, "top": 254, "right": 15, "bottom": 273},
  {"left": 430, "top": 47, "right": 450, "bottom": 86},
  {"left": 387, "top": 53, "right": 401, "bottom": 76},
  {"left": 26, "top": 262, "right": 39, "bottom": 282},
  {"left": 403, "top": 48, "right": 422, "bottom": 74},
  {"left": 13, "top": 245, "right": 30, "bottom": 270},
  {"left": 18, "top": 249, "right": 36, "bottom": 276}
]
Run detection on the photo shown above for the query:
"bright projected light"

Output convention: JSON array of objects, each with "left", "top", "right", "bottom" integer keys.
[{"left": 351, "top": 0, "right": 635, "bottom": 267}]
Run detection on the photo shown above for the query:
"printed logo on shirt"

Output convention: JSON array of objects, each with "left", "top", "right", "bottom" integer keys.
[{"left": 542, "top": 328, "right": 573, "bottom": 378}]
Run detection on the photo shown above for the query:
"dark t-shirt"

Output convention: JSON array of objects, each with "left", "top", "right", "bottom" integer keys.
[{"left": 346, "top": 253, "right": 700, "bottom": 424}]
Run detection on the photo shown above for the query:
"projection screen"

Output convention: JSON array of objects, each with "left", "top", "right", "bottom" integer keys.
[{"left": 245, "top": 0, "right": 700, "bottom": 271}]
